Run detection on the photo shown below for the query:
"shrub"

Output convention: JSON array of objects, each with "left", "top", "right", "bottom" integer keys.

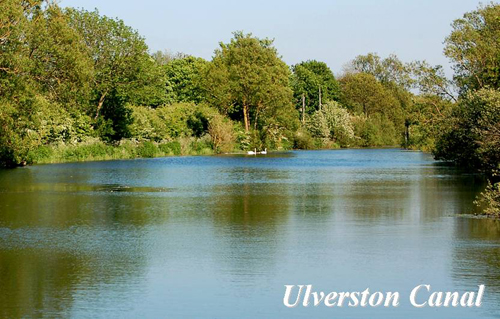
[
  {"left": 305, "top": 101, "right": 354, "bottom": 147},
  {"left": 158, "top": 141, "right": 181, "bottom": 155},
  {"left": 0, "top": 95, "right": 77, "bottom": 166},
  {"left": 321, "top": 101, "right": 355, "bottom": 146},
  {"left": 294, "top": 128, "right": 316, "bottom": 149},
  {"left": 306, "top": 112, "right": 329, "bottom": 140},
  {"left": 137, "top": 141, "right": 159, "bottom": 158},
  {"left": 352, "top": 114, "right": 399, "bottom": 147},
  {"left": 129, "top": 106, "right": 167, "bottom": 141},
  {"left": 233, "top": 122, "right": 250, "bottom": 150},
  {"left": 27, "top": 146, "right": 54, "bottom": 163},
  {"left": 130, "top": 103, "right": 216, "bottom": 142},
  {"left": 435, "top": 89, "right": 500, "bottom": 174},
  {"left": 208, "top": 113, "right": 235, "bottom": 153},
  {"left": 475, "top": 181, "right": 500, "bottom": 217},
  {"left": 191, "top": 135, "right": 213, "bottom": 155},
  {"left": 157, "top": 103, "right": 201, "bottom": 138}
]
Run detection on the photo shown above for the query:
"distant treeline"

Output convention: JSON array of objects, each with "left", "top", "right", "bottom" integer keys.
[{"left": 0, "top": 2, "right": 498, "bottom": 212}]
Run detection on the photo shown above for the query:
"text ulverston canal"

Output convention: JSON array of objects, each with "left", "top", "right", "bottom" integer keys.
[{"left": 283, "top": 285, "right": 485, "bottom": 308}]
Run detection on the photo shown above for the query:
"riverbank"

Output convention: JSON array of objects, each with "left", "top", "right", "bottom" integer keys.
[
  {"left": 27, "top": 138, "right": 215, "bottom": 165},
  {"left": 25, "top": 140, "right": 407, "bottom": 166}
]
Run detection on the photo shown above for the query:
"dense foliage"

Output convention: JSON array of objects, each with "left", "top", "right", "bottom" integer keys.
[
  {"left": 291, "top": 60, "right": 341, "bottom": 117},
  {"left": 434, "top": 3, "right": 500, "bottom": 215},
  {"left": 0, "top": 2, "right": 498, "bottom": 214}
]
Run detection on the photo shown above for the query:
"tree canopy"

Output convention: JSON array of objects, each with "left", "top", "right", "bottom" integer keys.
[
  {"left": 444, "top": 3, "right": 500, "bottom": 92},
  {"left": 202, "top": 31, "right": 297, "bottom": 134},
  {"left": 291, "top": 60, "right": 341, "bottom": 116},
  {"left": 164, "top": 56, "right": 208, "bottom": 104}
]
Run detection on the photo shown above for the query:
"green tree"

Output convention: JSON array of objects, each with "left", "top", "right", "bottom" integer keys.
[
  {"left": 151, "top": 50, "right": 188, "bottom": 66},
  {"left": 347, "top": 53, "right": 458, "bottom": 149},
  {"left": 306, "top": 101, "right": 354, "bottom": 147},
  {"left": 165, "top": 56, "right": 208, "bottom": 104},
  {"left": 340, "top": 72, "right": 406, "bottom": 146},
  {"left": 66, "top": 8, "right": 166, "bottom": 140},
  {"left": 0, "top": 1, "right": 95, "bottom": 166},
  {"left": 291, "top": 60, "right": 341, "bottom": 116},
  {"left": 436, "top": 3, "right": 500, "bottom": 215},
  {"left": 28, "top": 4, "right": 93, "bottom": 109},
  {"left": 208, "top": 113, "right": 235, "bottom": 153},
  {"left": 410, "top": 61, "right": 457, "bottom": 101},
  {"left": 435, "top": 3, "right": 500, "bottom": 174},
  {"left": 444, "top": 3, "right": 500, "bottom": 92},
  {"left": 1, "top": 0, "right": 39, "bottom": 97},
  {"left": 349, "top": 53, "right": 413, "bottom": 89},
  {"left": 202, "top": 32, "right": 297, "bottom": 136},
  {"left": 435, "top": 89, "right": 500, "bottom": 173},
  {"left": 405, "top": 94, "right": 452, "bottom": 151},
  {"left": 340, "top": 72, "right": 400, "bottom": 117}
]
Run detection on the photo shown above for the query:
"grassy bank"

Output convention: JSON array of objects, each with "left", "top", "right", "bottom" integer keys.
[
  {"left": 27, "top": 142, "right": 407, "bottom": 166},
  {"left": 27, "top": 137, "right": 214, "bottom": 164}
]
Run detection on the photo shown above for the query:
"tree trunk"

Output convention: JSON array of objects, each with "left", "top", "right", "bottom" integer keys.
[
  {"left": 254, "top": 110, "right": 259, "bottom": 130},
  {"left": 405, "top": 122, "right": 410, "bottom": 149},
  {"left": 243, "top": 103, "right": 250, "bottom": 131},
  {"left": 319, "top": 86, "right": 322, "bottom": 111},
  {"left": 302, "top": 93, "right": 305, "bottom": 124},
  {"left": 95, "top": 92, "right": 107, "bottom": 120}
]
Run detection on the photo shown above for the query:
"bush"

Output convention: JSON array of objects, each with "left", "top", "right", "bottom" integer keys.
[
  {"left": 27, "top": 146, "right": 54, "bottom": 163},
  {"left": 0, "top": 95, "right": 82, "bottom": 166},
  {"left": 130, "top": 103, "right": 216, "bottom": 142},
  {"left": 306, "top": 112, "right": 329, "bottom": 139},
  {"left": 137, "top": 141, "right": 159, "bottom": 158},
  {"left": 475, "top": 181, "right": 500, "bottom": 217},
  {"left": 321, "top": 101, "right": 355, "bottom": 146},
  {"left": 208, "top": 113, "right": 235, "bottom": 153},
  {"left": 352, "top": 114, "right": 399, "bottom": 147},
  {"left": 233, "top": 122, "right": 251, "bottom": 150},
  {"left": 294, "top": 128, "right": 316, "bottom": 149},
  {"left": 434, "top": 89, "right": 500, "bottom": 174},
  {"left": 157, "top": 103, "right": 205, "bottom": 139},
  {"left": 158, "top": 141, "right": 181, "bottom": 155},
  {"left": 305, "top": 101, "right": 354, "bottom": 147},
  {"left": 129, "top": 106, "right": 167, "bottom": 141},
  {"left": 190, "top": 136, "right": 213, "bottom": 155}
]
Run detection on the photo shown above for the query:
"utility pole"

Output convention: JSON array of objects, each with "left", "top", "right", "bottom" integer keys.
[
  {"left": 301, "top": 93, "right": 305, "bottom": 124},
  {"left": 319, "top": 86, "right": 322, "bottom": 111}
]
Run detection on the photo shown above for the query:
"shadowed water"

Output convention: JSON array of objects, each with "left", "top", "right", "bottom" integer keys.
[{"left": 0, "top": 149, "right": 499, "bottom": 318}]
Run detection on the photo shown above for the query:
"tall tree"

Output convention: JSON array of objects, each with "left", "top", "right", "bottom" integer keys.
[
  {"left": 65, "top": 8, "right": 166, "bottom": 139},
  {"left": 291, "top": 60, "right": 340, "bottom": 115},
  {"left": 349, "top": 53, "right": 413, "bottom": 89},
  {"left": 28, "top": 4, "right": 93, "bottom": 108},
  {"left": 151, "top": 50, "right": 188, "bottom": 66},
  {"left": 164, "top": 56, "right": 208, "bottom": 104},
  {"left": 0, "top": 1, "right": 95, "bottom": 166},
  {"left": 1, "top": 0, "right": 41, "bottom": 97},
  {"left": 202, "top": 32, "right": 296, "bottom": 132},
  {"left": 435, "top": 89, "right": 500, "bottom": 172},
  {"left": 340, "top": 72, "right": 400, "bottom": 118},
  {"left": 435, "top": 3, "right": 500, "bottom": 177},
  {"left": 444, "top": 3, "right": 500, "bottom": 93}
]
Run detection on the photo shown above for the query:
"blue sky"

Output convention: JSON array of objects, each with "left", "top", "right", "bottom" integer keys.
[{"left": 59, "top": 0, "right": 484, "bottom": 75}]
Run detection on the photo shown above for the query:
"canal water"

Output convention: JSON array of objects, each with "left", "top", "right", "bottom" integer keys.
[{"left": 0, "top": 149, "right": 499, "bottom": 318}]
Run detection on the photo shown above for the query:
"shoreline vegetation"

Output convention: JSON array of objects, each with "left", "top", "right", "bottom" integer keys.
[
  {"left": 29, "top": 141, "right": 404, "bottom": 165},
  {"left": 0, "top": 1, "right": 498, "bottom": 216}
]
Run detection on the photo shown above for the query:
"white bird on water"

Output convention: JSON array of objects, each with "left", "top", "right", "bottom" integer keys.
[{"left": 247, "top": 148, "right": 267, "bottom": 155}]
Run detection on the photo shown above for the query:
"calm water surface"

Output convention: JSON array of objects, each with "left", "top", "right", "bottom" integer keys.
[{"left": 0, "top": 149, "right": 499, "bottom": 318}]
